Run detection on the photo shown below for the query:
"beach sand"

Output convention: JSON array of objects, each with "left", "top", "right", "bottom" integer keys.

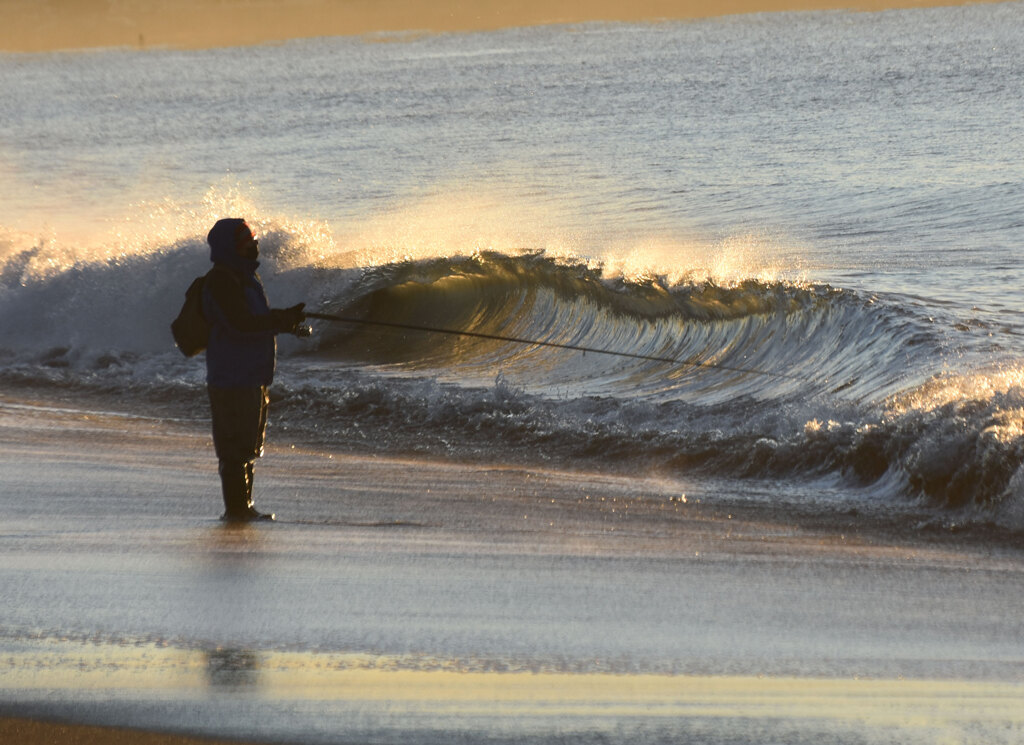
[
  {"left": 0, "top": 716, "right": 249, "bottom": 745},
  {"left": 0, "top": 394, "right": 1022, "bottom": 744},
  {"left": 0, "top": 0, "right": 1009, "bottom": 52}
]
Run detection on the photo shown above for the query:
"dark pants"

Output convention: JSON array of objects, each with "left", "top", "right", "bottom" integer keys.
[{"left": 208, "top": 385, "right": 269, "bottom": 516}]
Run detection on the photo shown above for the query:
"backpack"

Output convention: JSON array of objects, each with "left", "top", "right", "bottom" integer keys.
[{"left": 170, "top": 274, "right": 210, "bottom": 357}]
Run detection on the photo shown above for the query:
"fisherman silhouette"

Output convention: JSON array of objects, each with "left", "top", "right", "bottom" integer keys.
[{"left": 202, "top": 218, "right": 305, "bottom": 521}]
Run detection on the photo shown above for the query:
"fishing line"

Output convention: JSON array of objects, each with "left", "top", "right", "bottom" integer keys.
[{"left": 305, "top": 311, "right": 809, "bottom": 382}]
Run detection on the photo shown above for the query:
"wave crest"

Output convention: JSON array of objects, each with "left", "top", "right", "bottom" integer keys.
[{"left": 309, "top": 250, "right": 940, "bottom": 404}]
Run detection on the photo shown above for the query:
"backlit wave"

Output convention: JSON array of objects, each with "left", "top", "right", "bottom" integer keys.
[{"left": 0, "top": 222, "right": 1021, "bottom": 525}]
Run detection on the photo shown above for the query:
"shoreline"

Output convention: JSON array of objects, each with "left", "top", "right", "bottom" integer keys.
[
  {"left": 0, "top": 0, "right": 1010, "bottom": 53},
  {"left": 0, "top": 387, "right": 1019, "bottom": 555},
  {"left": 0, "top": 388, "right": 1019, "bottom": 557}
]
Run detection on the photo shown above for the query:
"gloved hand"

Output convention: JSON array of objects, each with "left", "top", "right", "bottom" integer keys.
[{"left": 270, "top": 302, "right": 306, "bottom": 333}]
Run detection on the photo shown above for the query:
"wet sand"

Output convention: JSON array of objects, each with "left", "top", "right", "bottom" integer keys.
[
  {"left": 0, "top": 716, "right": 250, "bottom": 745},
  {"left": 0, "top": 396, "right": 1022, "bottom": 744},
  {"left": 0, "top": 0, "right": 1009, "bottom": 52}
]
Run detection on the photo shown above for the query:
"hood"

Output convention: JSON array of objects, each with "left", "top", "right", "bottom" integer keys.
[{"left": 207, "top": 217, "right": 258, "bottom": 275}]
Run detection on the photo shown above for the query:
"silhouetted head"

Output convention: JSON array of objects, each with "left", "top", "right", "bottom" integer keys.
[{"left": 208, "top": 218, "right": 258, "bottom": 270}]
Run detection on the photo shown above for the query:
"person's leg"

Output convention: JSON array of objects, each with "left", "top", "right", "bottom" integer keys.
[
  {"left": 247, "top": 386, "right": 269, "bottom": 508},
  {"left": 208, "top": 385, "right": 274, "bottom": 520}
]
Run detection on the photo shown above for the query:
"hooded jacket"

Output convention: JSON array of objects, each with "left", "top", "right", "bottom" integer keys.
[{"left": 202, "top": 218, "right": 278, "bottom": 388}]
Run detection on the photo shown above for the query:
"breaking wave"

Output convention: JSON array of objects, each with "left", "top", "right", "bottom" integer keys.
[{"left": 1, "top": 222, "right": 1022, "bottom": 529}]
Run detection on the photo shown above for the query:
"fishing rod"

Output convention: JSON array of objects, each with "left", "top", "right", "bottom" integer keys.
[{"left": 304, "top": 311, "right": 806, "bottom": 382}]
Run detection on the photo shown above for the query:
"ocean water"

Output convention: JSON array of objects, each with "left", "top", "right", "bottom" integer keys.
[{"left": 1, "top": 3, "right": 1023, "bottom": 528}]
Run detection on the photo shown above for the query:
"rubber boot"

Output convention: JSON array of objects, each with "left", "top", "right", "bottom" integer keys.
[
  {"left": 219, "top": 460, "right": 273, "bottom": 522},
  {"left": 219, "top": 460, "right": 249, "bottom": 519},
  {"left": 244, "top": 461, "right": 274, "bottom": 521}
]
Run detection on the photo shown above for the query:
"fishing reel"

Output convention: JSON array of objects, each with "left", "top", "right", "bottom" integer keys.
[{"left": 293, "top": 324, "right": 313, "bottom": 338}]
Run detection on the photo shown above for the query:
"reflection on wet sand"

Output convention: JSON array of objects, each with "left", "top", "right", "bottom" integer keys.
[
  {"left": 205, "top": 648, "right": 262, "bottom": 691},
  {"left": 188, "top": 525, "right": 272, "bottom": 695}
]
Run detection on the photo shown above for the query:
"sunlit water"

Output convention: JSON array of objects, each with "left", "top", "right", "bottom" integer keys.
[{"left": 1, "top": 3, "right": 1023, "bottom": 526}]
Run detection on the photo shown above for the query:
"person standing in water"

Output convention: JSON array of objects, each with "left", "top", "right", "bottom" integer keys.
[{"left": 202, "top": 218, "right": 306, "bottom": 522}]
